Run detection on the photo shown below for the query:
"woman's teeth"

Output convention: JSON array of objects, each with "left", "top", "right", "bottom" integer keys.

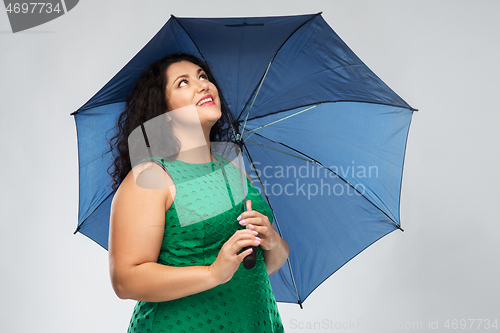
[{"left": 197, "top": 97, "right": 213, "bottom": 106}]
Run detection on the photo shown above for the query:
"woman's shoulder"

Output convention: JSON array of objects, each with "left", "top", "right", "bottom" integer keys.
[{"left": 112, "top": 162, "right": 175, "bottom": 209}]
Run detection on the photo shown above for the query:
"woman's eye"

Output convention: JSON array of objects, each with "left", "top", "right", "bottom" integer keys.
[
  {"left": 178, "top": 80, "right": 188, "bottom": 87},
  {"left": 200, "top": 74, "right": 208, "bottom": 81}
]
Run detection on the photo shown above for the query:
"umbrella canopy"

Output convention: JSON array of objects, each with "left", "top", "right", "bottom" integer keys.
[{"left": 72, "top": 12, "right": 416, "bottom": 306}]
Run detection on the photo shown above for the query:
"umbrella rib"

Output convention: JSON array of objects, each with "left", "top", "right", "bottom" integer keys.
[
  {"left": 240, "top": 60, "right": 273, "bottom": 133},
  {"left": 241, "top": 100, "right": 417, "bottom": 127},
  {"left": 251, "top": 132, "right": 404, "bottom": 231},
  {"left": 242, "top": 142, "right": 304, "bottom": 308},
  {"left": 245, "top": 139, "right": 313, "bottom": 163},
  {"left": 171, "top": 15, "right": 207, "bottom": 64},
  {"left": 243, "top": 104, "right": 320, "bottom": 136}
]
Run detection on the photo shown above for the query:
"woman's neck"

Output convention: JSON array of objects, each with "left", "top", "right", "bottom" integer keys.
[
  {"left": 174, "top": 126, "right": 214, "bottom": 163},
  {"left": 175, "top": 144, "right": 214, "bottom": 163}
]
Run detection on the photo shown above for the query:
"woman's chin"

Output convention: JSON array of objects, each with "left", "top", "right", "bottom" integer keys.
[{"left": 197, "top": 105, "right": 222, "bottom": 122}]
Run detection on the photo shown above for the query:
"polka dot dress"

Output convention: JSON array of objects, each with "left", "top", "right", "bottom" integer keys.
[{"left": 127, "top": 153, "right": 284, "bottom": 333}]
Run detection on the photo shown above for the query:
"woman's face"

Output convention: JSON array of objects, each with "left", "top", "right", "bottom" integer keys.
[{"left": 165, "top": 61, "right": 222, "bottom": 126}]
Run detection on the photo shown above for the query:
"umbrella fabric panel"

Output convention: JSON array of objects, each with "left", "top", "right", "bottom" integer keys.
[
  {"left": 76, "top": 19, "right": 201, "bottom": 114},
  {"left": 243, "top": 137, "right": 399, "bottom": 303},
  {"left": 245, "top": 15, "right": 413, "bottom": 120},
  {"left": 75, "top": 103, "right": 122, "bottom": 228},
  {"left": 176, "top": 14, "right": 317, "bottom": 116},
  {"left": 78, "top": 195, "right": 113, "bottom": 249},
  {"left": 267, "top": 255, "right": 298, "bottom": 303},
  {"left": 243, "top": 102, "right": 413, "bottom": 225}
]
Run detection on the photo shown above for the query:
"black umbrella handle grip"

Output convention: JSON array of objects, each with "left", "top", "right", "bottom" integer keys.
[{"left": 243, "top": 246, "right": 257, "bottom": 269}]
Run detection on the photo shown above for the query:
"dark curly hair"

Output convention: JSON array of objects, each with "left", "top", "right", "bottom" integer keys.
[{"left": 107, "top": 53, "right": 233, "bottom": 192}]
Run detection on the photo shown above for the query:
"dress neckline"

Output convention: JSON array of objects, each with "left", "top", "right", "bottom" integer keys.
[{"left": 175, "top": 152, "right": 221, "bottom": 165}]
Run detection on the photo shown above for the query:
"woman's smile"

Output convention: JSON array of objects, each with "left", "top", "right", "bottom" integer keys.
[{"left": 197, "top": 94, "right": 215, "bottom": 106}]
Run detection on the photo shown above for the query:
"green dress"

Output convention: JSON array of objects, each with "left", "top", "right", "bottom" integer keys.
[{"left": 127, "top": 153, "right": 284, "bottom": 333}]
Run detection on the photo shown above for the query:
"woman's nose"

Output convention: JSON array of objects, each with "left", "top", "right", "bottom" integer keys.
[{"left": 197, "top": 80, "right": 210, "bottom": 92}]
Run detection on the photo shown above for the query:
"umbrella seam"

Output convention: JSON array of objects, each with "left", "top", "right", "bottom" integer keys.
[
  {"left": 243, "top": 104, "right": 320, "bottom": 136},
  {"left": 245, "top": 139, "right": 312, "bottom": 163},
  {"left": 171, "top": 16, "right": 207, "bottom": 63}
]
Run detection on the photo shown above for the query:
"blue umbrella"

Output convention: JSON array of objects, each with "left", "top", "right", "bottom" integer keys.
[{"left": 72, "top": 12, "right": 416, "bottom": 307}]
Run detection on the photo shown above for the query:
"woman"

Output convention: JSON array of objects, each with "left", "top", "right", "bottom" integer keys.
[{"left": 108, "top": 53, "right": 289, "bottom": 332}]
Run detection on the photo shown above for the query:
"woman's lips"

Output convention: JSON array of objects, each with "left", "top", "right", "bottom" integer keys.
[{"left": 197, "top": 95, "right": 215, "bottom": 106}]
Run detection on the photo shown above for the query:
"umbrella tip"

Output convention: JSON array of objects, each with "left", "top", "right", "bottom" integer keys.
[{"left": 73, "top": 223, "right": 82, "bottom": 234}]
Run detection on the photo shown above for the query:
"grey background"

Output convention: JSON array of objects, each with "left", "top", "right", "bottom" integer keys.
[{"left": 1, "top": 0, "right": 499, "bottom": 332}]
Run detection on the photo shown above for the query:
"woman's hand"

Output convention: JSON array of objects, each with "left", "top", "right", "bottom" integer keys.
[
  {"left": 237, "top": 200, "right": 279, "bottom": 251},
  {"left": 209, "top": 229, "right": 260, "bottom": 284},
  {"left": 237, "top": 200, "right": 289, "bottom": 274}
]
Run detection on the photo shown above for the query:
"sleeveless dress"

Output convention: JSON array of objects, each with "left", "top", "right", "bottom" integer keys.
[{"left": 127, "top": 153, "right": 284, "bottom": 333}]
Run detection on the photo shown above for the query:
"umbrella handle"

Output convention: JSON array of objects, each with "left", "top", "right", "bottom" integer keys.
[
  {"left": 234, "top": 142, "right": 256, "bottom": 270},
  {"left": 241, "top": 190, "right": 256, "bottom": 269},
  {"left": 243, "top": 246, "right": 257, "bottom": 269}
]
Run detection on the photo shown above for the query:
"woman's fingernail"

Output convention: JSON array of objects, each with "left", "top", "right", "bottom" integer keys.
[
  {"left": 248, "top": 224, "right": 254, "bottom": 229},
  {"left": 239, "top": 220, "right": 245, "bottom": 225},
  {"left": 255, "top": 237, "right": 261, "bottom": 242},
  {"left": 247, "top": 248, "right": 253, "bottom": 253},
  {"left": 237, "top": 216, "right": 241, "bottom": 221},
  {"left": 252, "top": 230, "right": 258, "bottom": 235},
  {"left": 254, "top": 239, "right": 261, "bottom": 244}
]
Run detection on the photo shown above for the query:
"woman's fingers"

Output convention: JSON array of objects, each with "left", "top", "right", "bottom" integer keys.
[
  {"left": 226, "top": 229, "right": 260, "bottom": 253},
  {"left": 232, "top": 237, "right": 261, "bottom": 252},
  {"left": 239, "top": 216, "right": 271, "bottom": 240},
  {"left": 209, "top": 229, "right": 261, "bottom": 284},
  {"left": 239, "top": 218, "right": 267, "bottom": 229},
  {"left": 237, "top": 211, "right": 278, "bottom": 251},
  {"left": 228, "top": 228, "right": 258, "bottom": 241},
  {"left": 237, "top": 247, "right": 254, "bottom": 261}
]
